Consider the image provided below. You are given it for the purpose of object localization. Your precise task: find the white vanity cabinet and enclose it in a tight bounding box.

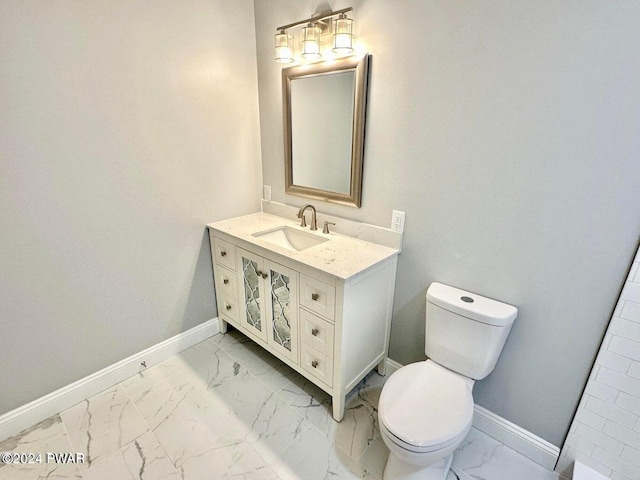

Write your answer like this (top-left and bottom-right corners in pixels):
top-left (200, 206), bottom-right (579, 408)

top-left (208, 214), bottom-right (398, 422)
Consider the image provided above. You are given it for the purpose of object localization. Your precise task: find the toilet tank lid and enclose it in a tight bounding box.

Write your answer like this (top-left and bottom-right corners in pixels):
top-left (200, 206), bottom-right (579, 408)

top-left (427, 282), bottom-right (517, 327)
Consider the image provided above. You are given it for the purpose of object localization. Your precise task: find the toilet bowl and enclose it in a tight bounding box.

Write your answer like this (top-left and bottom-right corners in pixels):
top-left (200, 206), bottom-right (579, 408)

top-left (379, 283), bottom-right (517, 479)
top-left (379, 361), bottom-right (474, 479)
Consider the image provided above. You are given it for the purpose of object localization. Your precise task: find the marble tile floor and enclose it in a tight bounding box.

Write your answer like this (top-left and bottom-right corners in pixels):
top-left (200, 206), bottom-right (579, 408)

top-left (0, 327), bottom-right (562, 480)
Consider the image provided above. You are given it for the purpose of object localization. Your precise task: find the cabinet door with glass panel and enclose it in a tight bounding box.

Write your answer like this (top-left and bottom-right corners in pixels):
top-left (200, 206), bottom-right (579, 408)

top-left (236, 248), bottom-right (299, 363)
top-left (266, 262), bottom-right (298, 363)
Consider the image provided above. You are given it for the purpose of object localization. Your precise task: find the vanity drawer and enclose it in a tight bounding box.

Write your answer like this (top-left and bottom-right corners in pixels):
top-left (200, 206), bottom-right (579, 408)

top-left (218, 293), bottom-right (240, 324)
top-left (299, 275), bottom-right (335, 322)
top-left (300, 309), bottom-right (334, 357)
top-left (214, 265), bottom-right (237, 298)
top-left (300, 342), bottom-right (333, 388)
top-left (213, 237), bottom-right (236, 271)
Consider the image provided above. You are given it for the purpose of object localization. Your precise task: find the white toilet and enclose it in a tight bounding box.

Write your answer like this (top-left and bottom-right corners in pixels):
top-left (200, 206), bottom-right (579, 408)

top-left (379, 282), bottom-right (517, 480)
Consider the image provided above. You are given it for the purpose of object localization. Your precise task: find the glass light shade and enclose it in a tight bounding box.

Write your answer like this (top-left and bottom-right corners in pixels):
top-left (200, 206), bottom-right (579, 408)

top-left (275, 31), bottom-right (294, 63)
top-left (332, 15), bottom-right (354, 54)
top-left (301, 24), bottom-right (322, 59)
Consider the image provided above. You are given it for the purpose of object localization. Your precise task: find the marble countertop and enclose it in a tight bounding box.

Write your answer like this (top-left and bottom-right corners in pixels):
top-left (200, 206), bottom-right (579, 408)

top-left (207, 212), bottom-right (399, 280)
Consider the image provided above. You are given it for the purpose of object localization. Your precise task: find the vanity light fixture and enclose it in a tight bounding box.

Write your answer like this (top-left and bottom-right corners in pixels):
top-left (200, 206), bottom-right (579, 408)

top-left (275, 29), bottom-right (294, 63)
top-left (274, 7), bottom-right (354, 63)
top-left (332, 13), bottom-right (354, 54)
top-left (301, 23), bottom-right (322, 59)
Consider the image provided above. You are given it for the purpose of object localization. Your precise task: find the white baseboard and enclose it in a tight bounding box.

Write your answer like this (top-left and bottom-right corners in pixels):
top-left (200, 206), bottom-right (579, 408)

top-left (473, 404), bottom-right (560, 470)
top-left (0, 318), bottom-right (219, 443)
top-left (385, 357), bottom-right (404, 376)
top-left (384, 358), bottom-right (560, 471)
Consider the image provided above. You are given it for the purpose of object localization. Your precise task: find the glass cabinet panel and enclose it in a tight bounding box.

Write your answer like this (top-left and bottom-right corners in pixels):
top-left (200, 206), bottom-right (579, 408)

top-left (267, 262), bottom-right (298, 362)
top-left (240, 253), bottom-right (267, 342)
top-left (271, 269), bottom-right (291, 351)
top-left (242, 257), bottom-right (261, 331)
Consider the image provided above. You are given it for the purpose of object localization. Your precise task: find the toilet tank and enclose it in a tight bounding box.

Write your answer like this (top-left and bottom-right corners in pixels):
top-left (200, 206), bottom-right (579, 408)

top-left (425, 283), bottom-right (517, 380)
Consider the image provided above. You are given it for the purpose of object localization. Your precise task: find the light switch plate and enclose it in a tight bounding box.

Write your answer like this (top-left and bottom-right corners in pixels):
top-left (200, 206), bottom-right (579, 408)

top-left (263, 185), bottom-right (272, 202)
top-left (391, 210), bottom-right (405, 233)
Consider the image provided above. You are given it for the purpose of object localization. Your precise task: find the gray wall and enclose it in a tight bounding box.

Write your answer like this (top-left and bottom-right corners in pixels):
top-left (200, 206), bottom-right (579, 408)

top-left (254, 0), bottom-right (640, 446)
top-left (0, 0), bottom-right (262, 415)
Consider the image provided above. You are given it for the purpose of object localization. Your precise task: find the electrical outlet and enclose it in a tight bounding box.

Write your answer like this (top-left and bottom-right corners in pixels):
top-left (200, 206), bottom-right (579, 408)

top-left (263, 185), bottom-right (272, 202)
top-left (391, 210), bottom-right (405, 233)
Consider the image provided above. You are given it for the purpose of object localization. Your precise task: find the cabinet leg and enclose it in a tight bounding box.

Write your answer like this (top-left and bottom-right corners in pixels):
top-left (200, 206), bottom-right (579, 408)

top-left (376, 357), bottom-right (387, 376)
top-left (220, 318), bottom-right (228, 334)
top-left (332, 394), bottom-right (345, 422)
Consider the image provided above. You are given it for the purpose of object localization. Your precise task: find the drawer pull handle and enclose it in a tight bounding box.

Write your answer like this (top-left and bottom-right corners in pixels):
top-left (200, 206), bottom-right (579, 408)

top-left (226, 305), bottom-right (232, 311)
top-left (311, 328), bottom-right (319, 336)
top-left (311, 360), bottom-right (318, 368)
top-left (311, 293), bottom-right (319, 301)
top-left (223, 279), bottom-right (229, 285)
top-left (262, 272), bottom-right (268, 279)
top-left (220, 251), bottom-right (227, 257)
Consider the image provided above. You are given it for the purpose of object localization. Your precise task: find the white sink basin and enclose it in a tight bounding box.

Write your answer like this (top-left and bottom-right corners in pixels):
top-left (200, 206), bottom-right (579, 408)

top-left (252, 226), bottom-right (328, 252)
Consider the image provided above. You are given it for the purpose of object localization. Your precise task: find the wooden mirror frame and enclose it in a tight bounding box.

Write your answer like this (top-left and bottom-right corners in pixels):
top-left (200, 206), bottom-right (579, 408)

top-left (283, 54), bottom-right (370, 208)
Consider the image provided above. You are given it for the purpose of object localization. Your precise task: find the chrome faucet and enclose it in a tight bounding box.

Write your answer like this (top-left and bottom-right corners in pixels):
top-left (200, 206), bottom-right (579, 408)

top-left (297, 204), bottom-right (317, 231)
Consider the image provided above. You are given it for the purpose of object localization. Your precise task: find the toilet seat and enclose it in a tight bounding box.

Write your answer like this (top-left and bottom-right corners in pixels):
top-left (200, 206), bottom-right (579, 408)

top-left (380, 416), bottom-right (470, 454)
top-left (379, 361), bottom-right (474, 451)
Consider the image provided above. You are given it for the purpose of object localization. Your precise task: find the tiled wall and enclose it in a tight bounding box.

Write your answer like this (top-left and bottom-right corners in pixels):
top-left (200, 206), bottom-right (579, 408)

top-left (557, 245), bottom-right (640, 480)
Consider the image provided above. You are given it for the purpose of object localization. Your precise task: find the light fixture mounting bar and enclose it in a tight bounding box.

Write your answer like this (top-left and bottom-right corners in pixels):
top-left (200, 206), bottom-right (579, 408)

top-left (276, 7), bottom-right (353, 31)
